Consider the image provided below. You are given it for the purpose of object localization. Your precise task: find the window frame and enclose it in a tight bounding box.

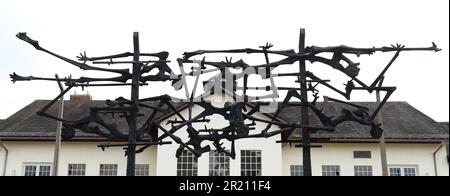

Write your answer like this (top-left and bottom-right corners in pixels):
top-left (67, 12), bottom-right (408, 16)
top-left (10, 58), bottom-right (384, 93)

top-left (22, 162), bottom-right (52, 176)
top-left (99, 164), bottom-right (118, 176)
top-left (135, 164), bottom-right (150, 176)
top-left (209, 151), bottom-right (230, 176)
top-left (354, 165), bottom-right (373, 176)
top-left (177, 150), bottom-right (198, 176)
top-left (240, 150), bottom-right (262, 176)
top-left (68, 163), bottom-right (86, 176)
top-left (353, 151), bottom-right (372, 159)
top-left (322, 165), bottom-right (341, 176)
top-left (290, 165), bottom-right (304, 176)
top-left (388, 165), bottom-right (419, 176)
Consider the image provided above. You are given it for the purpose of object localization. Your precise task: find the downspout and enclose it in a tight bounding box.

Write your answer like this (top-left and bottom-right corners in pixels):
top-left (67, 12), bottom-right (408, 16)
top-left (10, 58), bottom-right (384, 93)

top-left (0, 139), bottom-right (9, 176)
top-left (433, 143), bottom-right (444, 176)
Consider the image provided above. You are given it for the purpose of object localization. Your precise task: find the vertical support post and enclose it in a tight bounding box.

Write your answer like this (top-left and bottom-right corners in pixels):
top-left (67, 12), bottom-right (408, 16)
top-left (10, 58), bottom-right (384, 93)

top-left (52, 74), bottom-right (64, 176)
top-left (298, 28), bottom-right (312, 176)
top-left (376, 77), bottom-right (388, 176)
top-left (127, 32), bottom-right (141, 176)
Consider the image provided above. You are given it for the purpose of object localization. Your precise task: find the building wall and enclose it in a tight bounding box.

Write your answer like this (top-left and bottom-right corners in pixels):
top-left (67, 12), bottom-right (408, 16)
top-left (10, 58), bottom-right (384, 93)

top-left (156, 94), bottom-right (282, 176)
top-left (0, 143), bottom-right (6, 176)
top-left (0, 141), bottom-right (447, 176)
top-left (0, 141), bottom-right (157, 176)
top-left (282, 143), bottom-right (449, 176)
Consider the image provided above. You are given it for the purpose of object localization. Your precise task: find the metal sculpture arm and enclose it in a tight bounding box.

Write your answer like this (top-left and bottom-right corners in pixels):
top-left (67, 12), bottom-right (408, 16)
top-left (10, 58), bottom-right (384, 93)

top-left (183, 48), bottom-right (297, 59)
top-left (77, 51), bottom-right (169, 62)
top-left (10, 72), bottom-right (131, 86)
top-left (16, 33), bottom-right (130, 75)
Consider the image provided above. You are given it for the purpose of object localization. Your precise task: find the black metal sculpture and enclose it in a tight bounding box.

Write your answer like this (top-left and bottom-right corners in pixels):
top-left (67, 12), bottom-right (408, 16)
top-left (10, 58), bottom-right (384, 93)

top-left (11, 32), bottom-right (180, 176)
top-left (10, 29), bottom-right (440, 176)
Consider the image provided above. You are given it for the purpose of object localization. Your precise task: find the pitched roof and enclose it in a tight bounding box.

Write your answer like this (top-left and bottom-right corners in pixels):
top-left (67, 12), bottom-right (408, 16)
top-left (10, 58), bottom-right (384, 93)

top-left (0, 119), bottom-right (6, 130)
top-left (280, 102), bottom-right (448, 142)
top-left (0, 100), bottom-right (182, 140)
top-left (1, 99), bottom-right (448, 143)
top-left (440, 122), bottom-right (449, 132)
top-left (440, 122), bottom-right (449, 157)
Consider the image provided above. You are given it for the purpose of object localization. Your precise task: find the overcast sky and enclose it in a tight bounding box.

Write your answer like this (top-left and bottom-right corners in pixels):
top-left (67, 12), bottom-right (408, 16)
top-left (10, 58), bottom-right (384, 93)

top-left (0, 0), bottom-right (448, 122)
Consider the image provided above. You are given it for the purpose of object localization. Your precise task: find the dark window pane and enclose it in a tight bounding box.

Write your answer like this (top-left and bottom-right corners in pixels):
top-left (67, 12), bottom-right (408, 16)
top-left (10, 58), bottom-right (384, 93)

top-left (353, 151), bottom-right (372, 159)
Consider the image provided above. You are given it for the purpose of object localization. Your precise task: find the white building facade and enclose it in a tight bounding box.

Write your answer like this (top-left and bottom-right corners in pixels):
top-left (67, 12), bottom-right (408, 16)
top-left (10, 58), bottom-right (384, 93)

top-left (0, 141), bottom-right (447, 176)
top-left (156, 97), bottom-right (282, 176)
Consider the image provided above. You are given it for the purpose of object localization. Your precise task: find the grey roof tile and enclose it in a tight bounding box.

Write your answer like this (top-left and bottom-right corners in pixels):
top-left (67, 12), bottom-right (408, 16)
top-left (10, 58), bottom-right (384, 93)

top-left (1, 100), bottom-right (448, 142)
top-left (0, 100), bottom-right (182, 138)
top-left (277, 102), bottom-right (448, 141)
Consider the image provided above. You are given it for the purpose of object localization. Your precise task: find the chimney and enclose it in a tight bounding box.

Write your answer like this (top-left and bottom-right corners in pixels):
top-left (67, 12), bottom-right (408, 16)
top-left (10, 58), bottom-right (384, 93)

top-left (70, 91), bottom-right (92, 102)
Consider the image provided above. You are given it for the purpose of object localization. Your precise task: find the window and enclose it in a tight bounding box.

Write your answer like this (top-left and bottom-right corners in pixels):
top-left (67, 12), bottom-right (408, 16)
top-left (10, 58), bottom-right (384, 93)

top-left (209, 151), bottom-right (230, 176)
top-left (99, 164), bottom-right (118, 176)
top-left (322, 165), bottom-right (340, 176)
top-left (389, 166), bottom-right (418, 176)
top-left (241, 150), bottom-right (262, 176)
top-left (177, 150), bottom-right (198, 176)
top-left (23, 163), bottom-right (52, 176)
top-left (389, 167), bottom-right (402, 176)
top-left (68, 164), bottom-right (86, 176)
top-left (353, 151), bottom-right (372, 159)
top-left (24, 165), bottom-right (36, 176)
top-left (135, 164), bottom-right (150, 176)
top-left (354, 165), bottom-right (373, 176)
top-left (404, 167), bottom-right (417, 176)
top-left (290, 165), bottom-right (304, 176)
